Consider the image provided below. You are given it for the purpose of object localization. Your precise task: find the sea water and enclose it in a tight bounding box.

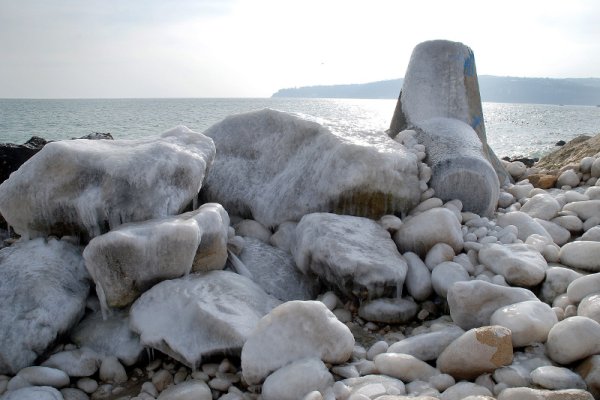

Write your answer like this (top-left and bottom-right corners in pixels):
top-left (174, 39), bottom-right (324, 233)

top-left (1, 98), bottom-right (599, 158)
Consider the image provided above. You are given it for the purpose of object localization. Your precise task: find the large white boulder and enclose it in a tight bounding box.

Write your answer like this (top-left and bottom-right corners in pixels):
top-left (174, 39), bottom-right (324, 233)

top-left (490, 300), bottom-right (558, 347)
top-left (0, 126), bottom-right (215, 240)
top-left (241, 300), bottom-right (354, 385)
top-left (129, 270), bottom-right (280, 370)
top-left (0, 238), bottom-right (90, 375)
top-left (292, 213), bottom-right (407, 298)
top-left (520, 194), bottom-right (561, 220)
top-left (497, 211), bottom-right (553, 242)
top-left (447, 280), bottom-right (538, 330)
top-left (83, 203), bottom-right (230, 309)
top-left (478, 243), bottom-right (547, 287)
top-left (560, 241), bottom-right (600, 272)
top-left (201, 109), bottom-right (421, 227)
top-left (563, 199), bottom-right (600, 220)
top-left (546, 316), bottom-right (600, 365)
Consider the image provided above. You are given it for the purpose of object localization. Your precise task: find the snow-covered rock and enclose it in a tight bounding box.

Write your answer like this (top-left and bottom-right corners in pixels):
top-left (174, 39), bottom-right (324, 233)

top-left (490, 301), bottom-right (558, 347)
top-left (233, 237), bottom-right (319, 301)
top-left (83, 203), bottom-right (230, 309)
top-left (130, 270), bottom-right (280, 369)
top-left (0, 126), bottom-right (215, 240)
top-left (201, 109), bottom-right (421, 227)
top-left (478, 243), bottom-right (547, 287)
top-left (261, 358), bottom-right (333, 400)
top-left (447, 280), bottom-right (538, 330)
top-left (394, 207), bottom-right (463, 256)
top-left (292, 213), bottom-right (407, 298)
top-left (241, 300), bottom-right (354, 385)
top-left (0, 238), bottom-right (89, 375)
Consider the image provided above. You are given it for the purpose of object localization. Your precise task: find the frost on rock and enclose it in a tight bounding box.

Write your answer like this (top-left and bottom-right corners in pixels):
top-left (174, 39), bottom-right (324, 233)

top-left (83, 203), bottom-right (230, 309)
top-left (0, 126), bottom-right (216, 241)
top-left (232, 237), bottom-right (320, 301)
top-left (0, 238), bottom-right (90, 375)
top-left (201, 109), bottom-right (421, 227)
top-left (291, 213), bottom-right (407, 299)
top-left (129, 270), bottom-right (280, 370)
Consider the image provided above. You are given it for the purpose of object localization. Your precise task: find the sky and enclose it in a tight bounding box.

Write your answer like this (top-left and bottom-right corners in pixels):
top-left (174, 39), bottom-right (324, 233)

top-left (1, 0), bottom-right (599, 98)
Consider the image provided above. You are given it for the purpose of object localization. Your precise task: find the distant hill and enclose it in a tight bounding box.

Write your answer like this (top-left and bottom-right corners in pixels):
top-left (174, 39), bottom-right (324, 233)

top-left (272, 76), bottom-right (600, 106)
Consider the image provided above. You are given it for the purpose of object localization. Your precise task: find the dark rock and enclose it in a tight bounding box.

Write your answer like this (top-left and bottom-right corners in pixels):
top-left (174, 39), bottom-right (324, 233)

top-left (74, 132), bottom-right (114, 141)
top-left (556, 140), bottom-right (567, 146)
top-left (501, 156), bottom-right (539, 167)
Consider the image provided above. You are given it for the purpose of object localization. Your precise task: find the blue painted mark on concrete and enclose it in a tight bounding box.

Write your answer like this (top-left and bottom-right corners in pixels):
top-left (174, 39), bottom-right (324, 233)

top-left (471, 114), bottom-right (483, 130)
top-left (464, 50), bottom-right (476, 76)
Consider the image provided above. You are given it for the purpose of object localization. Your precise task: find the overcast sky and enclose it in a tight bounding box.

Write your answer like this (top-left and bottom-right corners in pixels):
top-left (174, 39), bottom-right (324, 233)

top-left (1, 0), bottom-right (599, 98)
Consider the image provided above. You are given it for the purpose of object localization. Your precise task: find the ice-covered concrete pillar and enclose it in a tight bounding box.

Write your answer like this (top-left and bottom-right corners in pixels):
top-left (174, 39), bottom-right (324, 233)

top-left (389, 40), bottom-right (508, 215)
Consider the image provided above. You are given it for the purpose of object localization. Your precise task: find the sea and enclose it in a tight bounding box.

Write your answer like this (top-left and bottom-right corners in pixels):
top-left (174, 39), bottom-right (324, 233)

top-left (1, 98), bottom-right (600, 159)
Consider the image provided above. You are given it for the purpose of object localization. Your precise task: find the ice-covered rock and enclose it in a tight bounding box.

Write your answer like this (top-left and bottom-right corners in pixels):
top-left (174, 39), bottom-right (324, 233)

top-left (431, 261), bottom-right (470, 297)
top-left (388, 40), bottom-right (509, 188)
top-left (387, 326), bottom-right (464, 361)
top-left (374, 353), bottom-right (440, 382)
top-left (261, 358), bottom-right (333, 400)
top-left (84, 203), bottom-right (229, 309)
top-left (342, 375), bottom-right (406, 398)
top-left (357, 297), bottom-right (418, 324)
top-left (520, 194), bottom-right (561, 220)
top-left (478, 243), bottom-right (547, 287)
top-left (0, 386), bottom-right (63, 400)
top-left (394, 207), bottom-right (463, 256)
top-left (156, 379), bottom-right (212, 400)
top-left (0, 238), bottom-right (89, 375)
top-left (0, 126), bottom-right (215, 240)
top-left (497, 211), bottom-right (552, 241)
top-left (292, 213), bottom-right (407, 298)
top-left (497, 387), bottom-right (593, 400)
top-left (403, 252), bottom-right (433, 301)
top-left (437, 325), bottom-right (513, 379)
top-left (530, 365), bottom-right (587, 390)
top-left (241, 300), bottom-right (354, 385)
top-left (201, 109), bottom-right (421, 227)
top-left (563, 200), bottom-right (600, 220)
top-left (560, 241), bottom-right (600, 272)
top-left (232, 237), bottom-right (319, 301)
top-left (490, 300), bottom-right (558, 347)
top-left (41, 348), bottom-right (99, 377)
top-left (130, 270), bottom-right (280, 369)
top-left (447, 280), bottom-right (538, 330)
top-left (546, 316), bottom-right (600, 364)
top-left (70, 308), bottom-right (143, 366)
top-left (567, 273), bottom-right (600, 304)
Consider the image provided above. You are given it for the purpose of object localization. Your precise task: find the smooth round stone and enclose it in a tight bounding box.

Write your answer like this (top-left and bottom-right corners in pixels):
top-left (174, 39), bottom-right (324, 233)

top-left (558, 169), bottom-right (581, 187)
top-left (563, 200), bottom-right (600, 220)
top-left (560, 241), bottom-right (600, 271)
top-left (478, 243), bottom-right (547, 287)
top-left (156, 379), bottom-right (212, 400)
top-left (429, 373), bottom-right (455, 392)
top-left (431, 262), bottom-right (469, 298)
top-left (578, 294), bottom-right (600, 323)
top-left (525, 234), bottom-right (560, 263)
top-left (507, 162), bottom-right (526, 179)
top-left (582, 226), bottom-right (600, 241)
top-left (448, 280), bottom-right (538, 330)
top-left (366, 341), bottom-right (389, 361)
top-left (302, 391), bottom-right (323, 400)
top-left (403, 252), bottom-right (433, 302)
top-left (520, 194), bottom-right (561, 220)
top-left (0, 386), bottom-right (63, 400)
top-left (98, 356), bottom-right (127, 384)
top-left (413, 197), bottom-right (444, 213)
top-left (490, 301), bottom-right (558, 347)
top-left (577, 355), bottom-right (600, 399)
top-left (497, 387), bottom-right (594, 400)
top-left (439, 381), bottom-right (493, 400)
top-left (535, 218), bottom-right (571, 246)
top-left (530, 365), bottom-right (587, 390)
top-left (378, 215), bottom-right (403, 233)
top-left (374, 353), bottom-right (440, 382)
top-left (41, 348), bottom-right (99, 378)
top-left (540, 267), bottom-right (582, 304)
top-left (585, 186), bottom-right (600, 199)
top-left (6, 375), bottom-right (30, 391)
top-left (17, 366), bottom-right (70, 388)
top-left (234, 219), bottom-right (271, 242)
top-left (318, 291), bottom-right (340, 311)
top-left (333, 308), bottom-right (352, 323)
top-left (546, 316), bottom-right (600, 364)
top-left (261, 358), bottom-right (332, 400)
top-left (581, 157), bottom-right (596, 174)
top-left (497, 211), bottom-right (552, 242)
top-left (565, 190), bottom-right (590, 203)
top-left (342, 375), bottom-right (406, 398)
top-left (387, 326), bottom-right (464, 362)
top-left (76, 377), bottom-right (98, 394)
top-left (552, 215), bottom-right (583, 232)
top-left (358, 297), bottom-right (418, 324)
top-left (498, 192), bottom-right (515, 209)
top-left (60, 387), bottom-right (89, 400)
top-left (152, 369), bottom-right (173, 392)
top-left (394, 208), bottom-right (463, 257)
top-left (506, 183), bottom-right (534, 200)
top-left (437, 325), bottom-right (513, 379)
top-left (425, 243), bottom-right (455, 270)
top-left (568, 273), bottom-right (600, 303)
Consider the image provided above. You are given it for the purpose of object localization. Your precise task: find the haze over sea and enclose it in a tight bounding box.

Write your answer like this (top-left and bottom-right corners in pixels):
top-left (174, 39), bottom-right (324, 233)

top-left (1, 98), bottom-right (599, 159)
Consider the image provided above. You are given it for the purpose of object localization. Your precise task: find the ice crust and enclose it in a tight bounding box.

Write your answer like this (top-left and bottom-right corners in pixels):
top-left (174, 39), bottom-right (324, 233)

top-left (0, 126), bottom-right (215, 240)
top-left (83, 203), bottom-right (230, 310)
top-left (201, 109), bottom-right (421, 227)
top-left (129, 270), bottom-right (281, 369)
top-left (0, 238), bottom-right (90, 374)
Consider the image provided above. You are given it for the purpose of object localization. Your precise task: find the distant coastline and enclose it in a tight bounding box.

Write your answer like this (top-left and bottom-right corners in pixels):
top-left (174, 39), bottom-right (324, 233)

top-left (272, 76), bottom-right (600, 106)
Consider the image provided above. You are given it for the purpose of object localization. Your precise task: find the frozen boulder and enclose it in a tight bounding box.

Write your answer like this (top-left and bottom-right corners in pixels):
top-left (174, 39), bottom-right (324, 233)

top-left (448, 280), bottom-right (538, 330)
top-left (394, 207), bottom-right (463, 256)
top-left (490, 300), bottom-right (558, 347)
top-left (478, 243), bottom-right (547, 287)
top-left (232, 237), bottom-right (319, 301)
top-left (521, 194), bottom-right (561, 220)
top-left (0, 126), bottom-right (215, 240)
top-left (130, 270), bottom-right (280, 369)
top-left (387, 325), bottom-right (465, 361)
top-left (292, 213), bottom-right (407, 298)
top-left (388, 40), bottom-right (509, 190)
top-left (560, 241), bottom-right (600, 272)
top-left (201, 109), bottom-right (421, 227)
top-left (241, 300), bottom-right (354, 385)
top-left (83, 203), bottom-right (230, 309)
top-left (0, 238), bottom-right (90, 375)
top-left (70, 308), bottom-right (144, 366)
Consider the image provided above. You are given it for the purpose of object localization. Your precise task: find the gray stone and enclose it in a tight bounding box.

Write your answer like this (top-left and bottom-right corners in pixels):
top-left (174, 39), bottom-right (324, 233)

top-left (387, 326), bottom-right (464, 361)
top-left (478, 243), bottom-right (547, 287)
top-left (358, 297), bottom-right (418, 324)
top-left (0, 386), bottom-right (63, 400)
top-left (156, 379), bottom-right (212, 400)
top-left (261, 358), bottom-right (333, 400)
top-left (41, 348), bottom-right (100, 377)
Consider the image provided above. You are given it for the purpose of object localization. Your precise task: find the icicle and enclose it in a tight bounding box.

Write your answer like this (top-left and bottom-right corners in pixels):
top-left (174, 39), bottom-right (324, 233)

top-left (193, 195), bottom-right (199, 211)
top-left (396, 279), bottom-right (404, 299)
top-left (227, 250), bottom-right (253, 280)
top-left (96, 283), bottom-right (113, 321)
